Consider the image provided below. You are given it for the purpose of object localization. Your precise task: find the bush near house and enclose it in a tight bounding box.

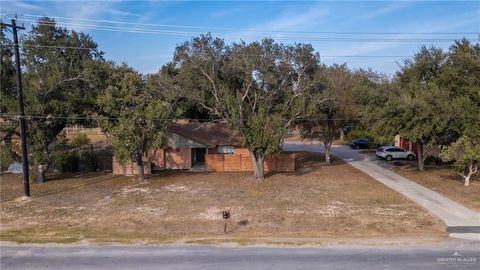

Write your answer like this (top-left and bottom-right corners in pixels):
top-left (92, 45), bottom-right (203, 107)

top-left (69, 133), bottom-right (91, 147)
top-left (345, 129), bottom-right (379, 148)
top-left (51, 151), bottom-right (99, 173)
top-left (0, 144), bottom-right (15, 171)
top-left (79, 152), bottom-right (97, 171)
top-left (51, 152), bottom-right (79, 173)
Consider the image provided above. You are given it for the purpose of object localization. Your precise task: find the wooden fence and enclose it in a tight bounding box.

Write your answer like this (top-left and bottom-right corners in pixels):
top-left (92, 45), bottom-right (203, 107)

top-left (205, 153), bottom-right (295, 172)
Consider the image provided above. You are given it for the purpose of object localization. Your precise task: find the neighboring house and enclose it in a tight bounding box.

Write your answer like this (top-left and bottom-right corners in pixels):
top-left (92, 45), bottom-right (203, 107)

top-left (113, 122), bottom-right (295, 176)
top-left (394, 135), bottom-right (445, 158)
top-left (394, 135), bottom-right (420, 155)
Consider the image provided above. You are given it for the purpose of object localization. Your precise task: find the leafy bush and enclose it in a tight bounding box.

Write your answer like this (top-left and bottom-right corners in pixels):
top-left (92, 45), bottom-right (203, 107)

top-left (80, 152), bottom-right (97, 171)
top-left (0, 144), bottom-right (15, 170)
top-left (440, 132), bottom-right (480, 186)
top-left (346, 129), bottom-right (375, 142)
top-left (424, 155), bottom-right (445, 166)
top-left (70, 133), bottom-right (91, 146)
top-left (51, 152), bottom-right (79, 172)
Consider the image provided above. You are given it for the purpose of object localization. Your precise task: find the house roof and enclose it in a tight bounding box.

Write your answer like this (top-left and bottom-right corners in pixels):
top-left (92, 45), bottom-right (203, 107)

top-left (169, 122), bottom-right (243, 148)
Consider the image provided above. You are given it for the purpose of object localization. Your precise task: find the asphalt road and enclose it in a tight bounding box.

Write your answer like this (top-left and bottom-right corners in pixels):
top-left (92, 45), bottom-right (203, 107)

top-left (1, 244), bottom-right (479, 270)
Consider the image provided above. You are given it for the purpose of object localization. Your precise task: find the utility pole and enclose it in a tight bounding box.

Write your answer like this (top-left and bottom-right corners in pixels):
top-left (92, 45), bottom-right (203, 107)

top-left (1, 19), bottom-right (30, 197)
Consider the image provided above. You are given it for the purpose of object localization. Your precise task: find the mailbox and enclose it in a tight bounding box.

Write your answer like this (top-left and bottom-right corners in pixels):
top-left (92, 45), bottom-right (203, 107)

top-left (222, 210), bottom-right (230, 220)
top-left (222, 210), bottom-right (231, 234)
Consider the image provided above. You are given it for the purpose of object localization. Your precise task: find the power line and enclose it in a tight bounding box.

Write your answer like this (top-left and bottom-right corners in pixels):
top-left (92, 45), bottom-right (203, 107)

top-left (2, 43), bottom-right (419, 58)
top-left (2, 43), bottom-right (99, 50)
top-left (14, 13), bottom-right (480, 36)
top-left (8, 18), bottom-right (478, 43)
top-left (1, 114), bottom-right (478, 121)
top-left (5, 43), bottom-right (479, 60)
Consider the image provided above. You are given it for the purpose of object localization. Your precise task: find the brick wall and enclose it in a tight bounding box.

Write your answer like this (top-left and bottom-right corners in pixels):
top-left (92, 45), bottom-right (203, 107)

top-left (206, 154), bottom-right (224, 171)
top-left (114, 147), bottom-right (192, 175)
top-left (148, 149), bottom-right (165, 169)
top-left (165, 148), bottom-right (191, 169)
top-left (241, 155), bottom-right (254, 171)
top-left (112, 156), bottom-right (152, 176)
top-left (223, 155), bottom-right (242, 171)
top-left (206, 151), bottom-right (295, 172)
top-left (275, 154), bottom-right (296, 171)
top-left (233, 147), bottom-right (250, 156)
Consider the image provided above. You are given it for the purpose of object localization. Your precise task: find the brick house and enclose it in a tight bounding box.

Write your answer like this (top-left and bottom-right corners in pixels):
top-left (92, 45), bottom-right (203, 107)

top-left (113, 122), bottom-right (295, 176)
top-left (394, 135), bottom-right (420, 155)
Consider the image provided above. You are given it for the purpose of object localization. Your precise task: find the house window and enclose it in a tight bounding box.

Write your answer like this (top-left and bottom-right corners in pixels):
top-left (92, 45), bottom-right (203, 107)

top-left (217, 146), bottom-right (234, 155)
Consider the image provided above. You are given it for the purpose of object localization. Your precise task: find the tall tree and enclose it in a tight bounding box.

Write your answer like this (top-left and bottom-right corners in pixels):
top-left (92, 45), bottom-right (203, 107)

top-left (97, 65), bottom-right (175, 181)
top-left (165, 35), bottom-right (319, 180)
top-left (299, 64), bottom-right (358, 165)
top-left (365, 46), bottom-right (452, 170)
top-left (0, 26), bottom-right (17, 142)
top-left (7, 18), bottom-right (104, 182)
top-left (363, 41), bottom-right (480, 171)
top-left (438, 39), bottom-right (480, 135)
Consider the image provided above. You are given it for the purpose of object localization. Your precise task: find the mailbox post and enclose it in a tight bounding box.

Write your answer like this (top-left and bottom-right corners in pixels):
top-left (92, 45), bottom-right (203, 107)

top-left (222, 210), bottom-right (230, 235)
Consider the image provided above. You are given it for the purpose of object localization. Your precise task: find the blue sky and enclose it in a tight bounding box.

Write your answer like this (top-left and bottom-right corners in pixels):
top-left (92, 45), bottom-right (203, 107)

top-left (1, 1), bottom-right (479, 75)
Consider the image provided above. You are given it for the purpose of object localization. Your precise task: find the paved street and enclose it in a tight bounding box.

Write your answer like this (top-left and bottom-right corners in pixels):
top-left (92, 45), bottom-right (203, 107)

top-left (1, 243), bottom-right (479, 270)
top-left (283, 143), bottom-right (480, 240)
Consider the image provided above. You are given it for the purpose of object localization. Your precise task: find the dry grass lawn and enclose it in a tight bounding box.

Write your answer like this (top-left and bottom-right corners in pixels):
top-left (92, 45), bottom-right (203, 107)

top-left (0, 153), bottom-right (446, 245)
top-left (393, 164), bottom-right (480, 212)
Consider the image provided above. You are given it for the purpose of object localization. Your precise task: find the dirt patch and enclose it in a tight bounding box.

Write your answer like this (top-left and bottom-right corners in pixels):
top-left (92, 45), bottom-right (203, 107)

top-left (0, 153), bottom-right (446, 245)
top-left (393, 165), bottom-right (480, 212)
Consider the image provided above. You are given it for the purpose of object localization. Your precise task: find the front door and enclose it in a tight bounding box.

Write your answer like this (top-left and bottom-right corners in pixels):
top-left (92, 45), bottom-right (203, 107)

top-left (192, 148), bottom-right (206, 165)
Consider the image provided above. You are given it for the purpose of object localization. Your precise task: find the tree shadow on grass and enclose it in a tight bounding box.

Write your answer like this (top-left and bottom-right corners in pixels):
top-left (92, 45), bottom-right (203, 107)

top-left (31, 175), bottom-right (123, 199)
top-left (227, 219), bottom-right (250, 234)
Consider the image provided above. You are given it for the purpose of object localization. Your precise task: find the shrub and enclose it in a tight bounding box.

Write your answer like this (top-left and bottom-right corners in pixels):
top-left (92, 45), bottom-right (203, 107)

top-left (346, 129), bottom-right (375, 142)
top-left (51, 152), bottom-right (79, 172)
top-left (424, 155), bottom-right (444, 166)
top-left (0, 144), bottom-right (15, 171)
top-left (440, 132), bottom-right (480, 186)
top-left (70, 133), bottom-right (90, 146)
top-left (80, 152), bottom-right (97, 171)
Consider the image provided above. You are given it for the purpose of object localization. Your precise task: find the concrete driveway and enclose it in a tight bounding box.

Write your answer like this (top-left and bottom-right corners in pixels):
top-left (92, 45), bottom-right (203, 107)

top-left (283, 142), bottom-right (480, 240)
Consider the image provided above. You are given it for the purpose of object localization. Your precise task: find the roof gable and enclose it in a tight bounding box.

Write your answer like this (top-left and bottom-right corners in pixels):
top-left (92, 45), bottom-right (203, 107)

top-left (169, 122), bottom-right (243, 148)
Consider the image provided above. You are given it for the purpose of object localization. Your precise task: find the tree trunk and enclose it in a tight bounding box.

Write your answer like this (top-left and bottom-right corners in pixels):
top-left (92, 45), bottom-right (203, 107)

top-left (464, 174), bottom-right (471, 187)
top-left (417, 143), bottom-right (424, 171)
top-left (250, 151), bottom-right (265, 180)
top-left (34, 141), bottom-right (50, 183)
top-left (324, 141), bottom-right (332, 165)
top-left (34, 164), bottom-right (47, 183)
top-left (463, 164), bottom-right (477, 187)
top-left (136, 151), bottom-right (145, 181)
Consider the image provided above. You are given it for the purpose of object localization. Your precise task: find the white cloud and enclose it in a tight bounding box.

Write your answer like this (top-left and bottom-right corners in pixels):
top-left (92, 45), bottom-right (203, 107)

top-left (316, 10), bottom-right (479, 74)
top-left (260, 5), bottom-right (330, 32)
top-left (106, 9), bottom-right (141, 17)
top-left (354, 2), bottom-right (412, 21)
top-left (230, 3), bottom-right (330, 41)
top-left (1, 0), bottom-right (43, 13)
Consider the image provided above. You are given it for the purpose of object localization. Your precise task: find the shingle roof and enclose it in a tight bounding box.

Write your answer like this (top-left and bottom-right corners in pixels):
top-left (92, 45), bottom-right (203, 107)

top-left (169, 122), bottom-right (243, 148)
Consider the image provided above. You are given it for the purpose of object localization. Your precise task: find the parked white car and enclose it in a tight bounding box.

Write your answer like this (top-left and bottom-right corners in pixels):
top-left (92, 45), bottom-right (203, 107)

top-left (376, 146), bottom-right (416, 161)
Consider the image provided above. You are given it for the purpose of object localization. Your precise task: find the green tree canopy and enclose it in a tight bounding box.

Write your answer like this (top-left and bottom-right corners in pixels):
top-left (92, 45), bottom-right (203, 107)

top-left (362, 42), bottom-right (479, 171)
top-left (97, 65), bottom-right (176, 181)
top-left (299, 64), bottom-right (359, 165)
top-left (2, 18), bottom-right (105, 182)
top-left (0, 26), bottom-right (17, 142)
top-left (164, 34), bottom-right (320, 179)
top-left (440, 129), bottom-right (480, 186)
